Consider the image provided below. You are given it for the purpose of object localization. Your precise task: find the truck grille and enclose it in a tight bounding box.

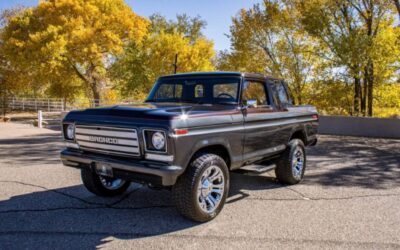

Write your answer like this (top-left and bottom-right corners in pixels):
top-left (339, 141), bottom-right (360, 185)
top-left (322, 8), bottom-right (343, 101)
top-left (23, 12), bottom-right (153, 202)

top-left (75, 125), bottom-right (140, 157)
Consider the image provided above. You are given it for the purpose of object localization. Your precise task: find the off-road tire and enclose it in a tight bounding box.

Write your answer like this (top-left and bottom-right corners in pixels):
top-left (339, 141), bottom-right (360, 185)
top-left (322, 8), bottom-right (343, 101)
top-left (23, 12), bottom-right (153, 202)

top-left (275, 139), bottom-right (306, 184)
top-left (172, 153), bottom-right (229, 222)
top-left (81, 168), bottom-right (130, 197)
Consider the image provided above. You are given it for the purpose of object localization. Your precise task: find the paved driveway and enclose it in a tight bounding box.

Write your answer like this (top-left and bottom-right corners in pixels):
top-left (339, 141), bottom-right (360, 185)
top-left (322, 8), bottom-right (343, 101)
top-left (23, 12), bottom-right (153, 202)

top-left (0, 123), bottom-right (399, 249)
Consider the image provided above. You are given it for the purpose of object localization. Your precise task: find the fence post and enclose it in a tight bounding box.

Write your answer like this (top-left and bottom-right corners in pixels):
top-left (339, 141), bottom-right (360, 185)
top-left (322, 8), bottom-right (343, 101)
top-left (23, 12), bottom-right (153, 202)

top-left (38, 110), bottom-right (43, 128)
top-left (35, 99), bottom-right (38, 111)
top-left (22, 98), bottom-right (25, 111)
top-left (48, 99), bottom-right (50, 112)
top-left (61, 99), bottom-right (64, 111)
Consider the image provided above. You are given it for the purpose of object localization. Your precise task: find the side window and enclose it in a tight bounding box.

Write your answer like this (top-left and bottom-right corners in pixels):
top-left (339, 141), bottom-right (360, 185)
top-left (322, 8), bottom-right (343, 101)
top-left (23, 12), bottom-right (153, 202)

top-left (213, 82), bottom-right (238, 99)
top-left (275, 81), bottom-right (289, 105)
top-left (242, 81), bottom-right (268, 107)
top-left (155, 84), bottom-right (182, 99)
top-left (194, 84), bottom-right (204, 98)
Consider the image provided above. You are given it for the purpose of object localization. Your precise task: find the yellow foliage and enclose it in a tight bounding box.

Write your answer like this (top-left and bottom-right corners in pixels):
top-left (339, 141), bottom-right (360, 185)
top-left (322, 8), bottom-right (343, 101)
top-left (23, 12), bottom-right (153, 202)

top-left (2, 0), bottom-right (149, 100)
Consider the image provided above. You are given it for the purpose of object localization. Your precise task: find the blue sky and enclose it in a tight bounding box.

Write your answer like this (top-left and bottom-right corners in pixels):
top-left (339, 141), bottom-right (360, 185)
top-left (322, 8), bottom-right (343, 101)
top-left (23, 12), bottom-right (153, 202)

top-left (0, 0), bottom-right (261, 51)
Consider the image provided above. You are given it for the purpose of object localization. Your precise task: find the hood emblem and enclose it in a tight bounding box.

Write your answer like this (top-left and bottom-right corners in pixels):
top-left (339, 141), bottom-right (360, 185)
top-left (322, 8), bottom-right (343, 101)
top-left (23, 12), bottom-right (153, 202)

top-left (89, 136), bottom-right (119, 145)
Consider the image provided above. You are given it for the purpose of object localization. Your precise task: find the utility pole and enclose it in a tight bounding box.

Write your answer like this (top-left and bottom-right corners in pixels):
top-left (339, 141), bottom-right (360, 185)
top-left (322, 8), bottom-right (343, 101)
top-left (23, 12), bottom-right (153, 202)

top-left (173, 54), bottom-right (178, 74)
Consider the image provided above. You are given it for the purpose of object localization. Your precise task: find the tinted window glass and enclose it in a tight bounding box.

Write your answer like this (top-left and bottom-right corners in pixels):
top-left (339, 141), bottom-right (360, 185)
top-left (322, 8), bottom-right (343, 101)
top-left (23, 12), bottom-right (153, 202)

top-left (148, 77), bottom-right (240, 104)
top-left (276, 82), bottom-right (289, 105)
top-left (213, 83), bottom-right (238, 99)
top-left (242, 81), bottom-right (268, 106)
top-left (195, 84), bottom-right (204, 98)
top-left (154, 83), bottom-right (182, 99)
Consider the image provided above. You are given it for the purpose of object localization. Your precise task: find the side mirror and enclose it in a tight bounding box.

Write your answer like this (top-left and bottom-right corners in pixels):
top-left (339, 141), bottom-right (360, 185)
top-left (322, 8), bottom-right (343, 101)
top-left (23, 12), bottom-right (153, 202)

top-left (246, 99), bottom-right (257, 108)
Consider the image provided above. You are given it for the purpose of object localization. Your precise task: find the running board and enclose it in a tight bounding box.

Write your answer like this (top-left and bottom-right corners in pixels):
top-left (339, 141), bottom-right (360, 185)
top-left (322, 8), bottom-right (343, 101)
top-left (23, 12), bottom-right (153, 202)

top-left (239, 163), bottom-right (276, 174)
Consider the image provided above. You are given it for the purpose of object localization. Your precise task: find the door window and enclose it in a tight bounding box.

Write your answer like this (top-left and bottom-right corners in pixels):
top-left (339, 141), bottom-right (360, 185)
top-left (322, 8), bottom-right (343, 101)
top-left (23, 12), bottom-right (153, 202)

top-left (275, 81), bottom-right (290, 106)
top-left (242, 81), bottom-right (268, 107)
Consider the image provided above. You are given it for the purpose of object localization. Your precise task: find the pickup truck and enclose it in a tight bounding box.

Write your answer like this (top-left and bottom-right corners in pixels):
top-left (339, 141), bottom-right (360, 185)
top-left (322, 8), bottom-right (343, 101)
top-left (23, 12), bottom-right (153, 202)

top-left (61, 72), bottom-right (318, 222)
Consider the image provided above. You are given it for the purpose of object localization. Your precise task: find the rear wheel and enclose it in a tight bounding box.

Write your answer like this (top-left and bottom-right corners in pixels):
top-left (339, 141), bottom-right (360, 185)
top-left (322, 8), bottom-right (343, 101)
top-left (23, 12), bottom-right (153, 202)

top-left (275, 139), bottom-right (306, 184)
top-left (81, 168), bottom-right (130, 197)
top-left (172, 153), bottom-right (229, 222)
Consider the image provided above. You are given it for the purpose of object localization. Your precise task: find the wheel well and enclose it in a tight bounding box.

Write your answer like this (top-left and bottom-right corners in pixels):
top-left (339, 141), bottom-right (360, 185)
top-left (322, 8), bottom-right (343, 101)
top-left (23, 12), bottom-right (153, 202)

top-left (191, 145), bottom-right (231, 169)
top-left (289, 130), bottom-right (306, 144)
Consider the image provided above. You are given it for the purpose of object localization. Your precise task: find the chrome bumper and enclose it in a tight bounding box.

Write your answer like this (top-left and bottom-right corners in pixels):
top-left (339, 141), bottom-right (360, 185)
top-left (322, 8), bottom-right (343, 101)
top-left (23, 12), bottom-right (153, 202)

top-left (60, 149), bottom-right (184, 186)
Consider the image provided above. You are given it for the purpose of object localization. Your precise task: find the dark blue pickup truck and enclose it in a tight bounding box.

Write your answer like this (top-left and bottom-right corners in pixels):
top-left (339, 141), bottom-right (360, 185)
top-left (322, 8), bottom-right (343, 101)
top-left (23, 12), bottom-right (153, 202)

top-left (61, 72), bottom-right (318, 222)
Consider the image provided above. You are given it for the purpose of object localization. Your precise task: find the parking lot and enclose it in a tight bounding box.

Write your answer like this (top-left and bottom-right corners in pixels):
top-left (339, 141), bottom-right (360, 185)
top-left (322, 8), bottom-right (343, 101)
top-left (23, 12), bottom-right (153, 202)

top-left (0, 123), bottom-right (399, 249)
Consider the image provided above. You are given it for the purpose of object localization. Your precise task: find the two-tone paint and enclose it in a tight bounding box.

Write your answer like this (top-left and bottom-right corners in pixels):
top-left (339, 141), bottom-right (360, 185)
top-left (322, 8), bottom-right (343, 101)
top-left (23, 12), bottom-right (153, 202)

top-left (60, 72), bottom-right (318, 186)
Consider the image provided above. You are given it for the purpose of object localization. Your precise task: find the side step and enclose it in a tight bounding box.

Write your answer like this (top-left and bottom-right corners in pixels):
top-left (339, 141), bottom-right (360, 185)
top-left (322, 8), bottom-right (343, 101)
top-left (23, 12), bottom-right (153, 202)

top-left (239, 163), bottom-right (276, 174)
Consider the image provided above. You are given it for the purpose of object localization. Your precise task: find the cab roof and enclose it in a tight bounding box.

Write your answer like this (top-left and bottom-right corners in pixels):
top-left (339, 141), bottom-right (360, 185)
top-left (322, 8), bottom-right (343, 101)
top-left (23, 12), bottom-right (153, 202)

top-left (159, 71), bottom-right (282, 81)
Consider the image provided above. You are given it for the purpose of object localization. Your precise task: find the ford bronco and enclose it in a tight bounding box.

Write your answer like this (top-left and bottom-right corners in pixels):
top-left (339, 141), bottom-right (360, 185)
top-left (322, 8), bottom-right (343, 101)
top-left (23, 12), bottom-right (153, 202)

top-left (60, 72), bottom-right (318, 222)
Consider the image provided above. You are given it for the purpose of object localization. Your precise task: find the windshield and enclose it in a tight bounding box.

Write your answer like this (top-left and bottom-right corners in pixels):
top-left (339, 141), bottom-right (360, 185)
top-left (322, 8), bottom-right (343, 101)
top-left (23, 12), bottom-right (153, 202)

top-left (146, 77), bottom-right (240, 104)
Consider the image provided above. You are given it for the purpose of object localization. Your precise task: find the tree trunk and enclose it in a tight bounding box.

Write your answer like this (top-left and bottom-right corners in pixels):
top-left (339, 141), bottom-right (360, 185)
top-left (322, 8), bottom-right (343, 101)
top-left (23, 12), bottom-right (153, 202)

top-left (353, 76), bottom-right (361, 115)
top-left (90, 81), bottom-right (101, 107)
top-left (361, 68), bottom-right (368, 116)
top-left (394, 0), bottom-right (400, 21)
top-left (367, 62), bottom-right (374, 116)
top-left (0, 80), bottom-right (6, 118)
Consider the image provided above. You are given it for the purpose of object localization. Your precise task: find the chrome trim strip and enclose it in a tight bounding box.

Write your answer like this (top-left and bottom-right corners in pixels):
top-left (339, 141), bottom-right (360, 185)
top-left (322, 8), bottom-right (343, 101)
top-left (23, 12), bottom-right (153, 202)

top-left (145, 153), bottom-right (174, 162)
top-left (76, 125), bottom-right (136, 132)
top-left (172, 117), bottom-right (318, 137)
top-left (75, 127), bottom-right (137, 138)
top-left (64, 142), bottom-right (79, 149)
top-left (78, 141), bottom-right (139, 153)
top-left (75, 134), bottom-right (138, 147)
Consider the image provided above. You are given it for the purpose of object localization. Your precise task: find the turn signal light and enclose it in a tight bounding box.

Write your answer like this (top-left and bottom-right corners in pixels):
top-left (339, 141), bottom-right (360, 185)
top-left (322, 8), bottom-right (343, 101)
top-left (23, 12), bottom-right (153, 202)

top-left (174, 129), bottom-right (188, 135)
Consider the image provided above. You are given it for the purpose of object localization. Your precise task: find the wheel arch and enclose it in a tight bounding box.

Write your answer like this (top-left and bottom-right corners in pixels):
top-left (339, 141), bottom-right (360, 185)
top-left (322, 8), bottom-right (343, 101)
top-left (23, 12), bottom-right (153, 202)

top-left (188, 143), bottom-right (232, 170)
top-left (289, 129), bottom-right (307, 145)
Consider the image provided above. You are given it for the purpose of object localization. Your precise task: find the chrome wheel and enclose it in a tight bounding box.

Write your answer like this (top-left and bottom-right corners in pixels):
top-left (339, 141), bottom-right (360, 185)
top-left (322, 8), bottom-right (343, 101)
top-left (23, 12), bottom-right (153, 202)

top-left (291, 147), bottom-right (304, 180)
top-left (197, 165), bottom-right (225, 213)
top-left (99, 176), bottom-right (126, 190)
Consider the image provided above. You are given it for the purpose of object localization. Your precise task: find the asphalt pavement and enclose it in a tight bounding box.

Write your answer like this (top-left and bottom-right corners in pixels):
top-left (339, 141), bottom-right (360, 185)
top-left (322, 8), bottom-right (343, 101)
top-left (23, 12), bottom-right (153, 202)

top-left (0, 123), bottom-right (399, 249)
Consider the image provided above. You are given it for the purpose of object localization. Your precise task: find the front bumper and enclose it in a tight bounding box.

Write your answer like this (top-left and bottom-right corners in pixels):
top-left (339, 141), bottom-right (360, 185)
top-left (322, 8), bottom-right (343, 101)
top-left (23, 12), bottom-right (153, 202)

top-left (60, 149), bottom-right (184, 186)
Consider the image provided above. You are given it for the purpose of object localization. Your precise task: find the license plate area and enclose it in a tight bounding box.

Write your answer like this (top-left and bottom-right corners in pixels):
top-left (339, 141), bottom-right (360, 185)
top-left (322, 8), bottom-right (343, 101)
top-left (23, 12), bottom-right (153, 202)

top-left (94, 162), bottom-right (113, 177)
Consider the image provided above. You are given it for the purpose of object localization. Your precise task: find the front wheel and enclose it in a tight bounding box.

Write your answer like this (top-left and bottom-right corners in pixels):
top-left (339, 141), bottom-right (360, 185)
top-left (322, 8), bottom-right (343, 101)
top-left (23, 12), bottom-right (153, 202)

top-left (172, 153), bottom-right (229, 222)
top-left (275, 139), bottom-right (306, 184)
top-left (81, 168), bottom-right (130, 197)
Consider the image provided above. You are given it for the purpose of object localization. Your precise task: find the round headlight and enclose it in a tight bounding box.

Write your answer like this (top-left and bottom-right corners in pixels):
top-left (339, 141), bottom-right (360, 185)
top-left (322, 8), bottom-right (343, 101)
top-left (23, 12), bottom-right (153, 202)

top-left (66, 124), bottom-right (75, 140)
top-left (151, 132), bottom-right (165, 150)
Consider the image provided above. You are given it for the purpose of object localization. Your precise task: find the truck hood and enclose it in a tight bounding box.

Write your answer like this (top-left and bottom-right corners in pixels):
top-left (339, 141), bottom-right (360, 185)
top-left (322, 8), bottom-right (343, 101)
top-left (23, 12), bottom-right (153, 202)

top-left (64, 102), bottom-right (237, 121)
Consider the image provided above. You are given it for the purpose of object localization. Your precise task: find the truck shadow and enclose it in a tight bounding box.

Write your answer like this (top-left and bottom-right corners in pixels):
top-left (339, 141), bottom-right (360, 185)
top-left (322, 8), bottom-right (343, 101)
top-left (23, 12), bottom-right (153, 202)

top-left (0, 172), bottom-right (282, 249)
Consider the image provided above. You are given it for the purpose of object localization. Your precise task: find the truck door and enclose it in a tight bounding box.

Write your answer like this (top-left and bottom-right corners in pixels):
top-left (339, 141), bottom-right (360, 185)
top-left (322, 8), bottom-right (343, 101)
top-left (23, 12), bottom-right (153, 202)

top-left (268, 80), bottom-right (295, 146)
top-left (241, 79), bottom-right (284, 163)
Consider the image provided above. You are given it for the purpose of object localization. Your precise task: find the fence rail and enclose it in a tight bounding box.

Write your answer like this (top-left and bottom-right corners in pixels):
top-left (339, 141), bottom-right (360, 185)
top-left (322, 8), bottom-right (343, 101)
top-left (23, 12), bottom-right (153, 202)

top-left (1, 97), bottom-right (141, 112)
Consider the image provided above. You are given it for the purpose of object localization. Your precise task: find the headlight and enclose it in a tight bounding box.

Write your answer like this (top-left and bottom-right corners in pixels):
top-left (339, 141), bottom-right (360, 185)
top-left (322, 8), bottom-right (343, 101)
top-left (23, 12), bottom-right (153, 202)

top-left (65, 124), bottom-right (75, 140)
top-left (152, 132), bottom-right (165, 150)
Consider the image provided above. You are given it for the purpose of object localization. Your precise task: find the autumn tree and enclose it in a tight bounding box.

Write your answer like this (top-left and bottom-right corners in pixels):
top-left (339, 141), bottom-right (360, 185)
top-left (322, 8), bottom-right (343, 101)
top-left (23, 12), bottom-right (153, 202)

top-left (0, 7), bottom-right (29, 116)
top-left (299, 0), bottom-right (398, 116)
top-left (111, 14), bottom-right (214, 99)
top-left (2, 0), bottom-right (148, 105)
top-left (216, 1), bottom-right (320, 104)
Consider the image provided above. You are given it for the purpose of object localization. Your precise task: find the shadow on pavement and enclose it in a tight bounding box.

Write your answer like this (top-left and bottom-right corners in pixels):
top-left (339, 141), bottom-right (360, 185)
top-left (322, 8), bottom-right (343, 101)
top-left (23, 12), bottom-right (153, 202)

top-left (0, 133), bottom-right (62, 166)
top-left (304, 136), bottom-right (400, 189)
top-left (0, 172), bottom-right (284, 249)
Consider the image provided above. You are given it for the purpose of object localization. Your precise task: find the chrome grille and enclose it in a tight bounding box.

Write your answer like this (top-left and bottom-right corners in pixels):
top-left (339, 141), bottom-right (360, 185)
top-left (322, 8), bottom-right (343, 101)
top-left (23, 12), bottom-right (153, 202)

top-left (75, 125), bottom-right (140, 157)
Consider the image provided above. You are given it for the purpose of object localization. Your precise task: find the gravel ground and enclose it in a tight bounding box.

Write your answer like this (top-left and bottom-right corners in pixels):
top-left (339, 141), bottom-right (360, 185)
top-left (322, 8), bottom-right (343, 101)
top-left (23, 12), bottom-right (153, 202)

top-left (0, 123), bottom-right (399, 250)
